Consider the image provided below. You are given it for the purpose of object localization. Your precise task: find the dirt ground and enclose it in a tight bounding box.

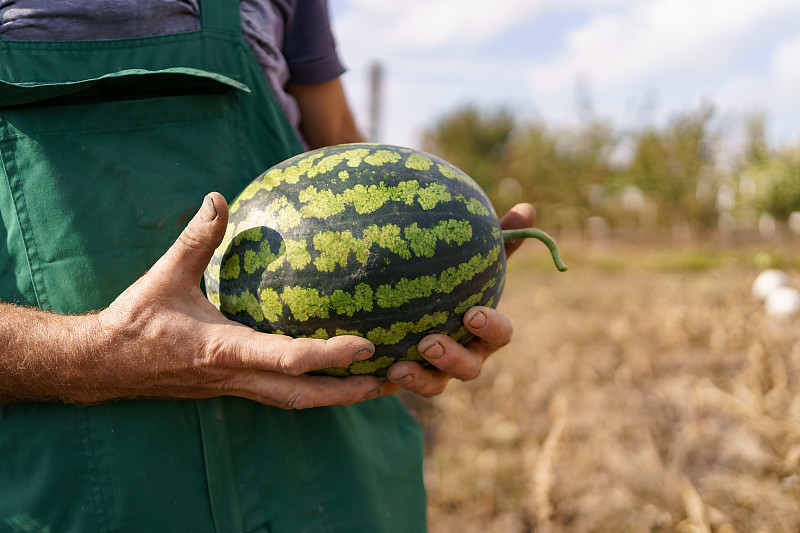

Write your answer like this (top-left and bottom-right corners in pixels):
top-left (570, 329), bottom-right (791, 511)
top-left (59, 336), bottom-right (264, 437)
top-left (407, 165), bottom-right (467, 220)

top-left (407, 239), bottom-right (800, 533)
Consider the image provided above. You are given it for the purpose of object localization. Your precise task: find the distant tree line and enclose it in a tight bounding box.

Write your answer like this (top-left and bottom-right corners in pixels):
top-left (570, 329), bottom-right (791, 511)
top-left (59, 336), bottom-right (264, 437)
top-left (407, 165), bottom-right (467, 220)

top-left (420, 104), bottom-right (800, 240)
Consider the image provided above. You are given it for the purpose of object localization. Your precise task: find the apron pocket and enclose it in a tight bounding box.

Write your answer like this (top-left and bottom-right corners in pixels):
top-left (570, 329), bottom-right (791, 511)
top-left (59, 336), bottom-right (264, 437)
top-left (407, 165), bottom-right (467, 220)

top-left (0, 70), bottom-right (250, 312)
top-left (0, 67), bottom-right (250, 107)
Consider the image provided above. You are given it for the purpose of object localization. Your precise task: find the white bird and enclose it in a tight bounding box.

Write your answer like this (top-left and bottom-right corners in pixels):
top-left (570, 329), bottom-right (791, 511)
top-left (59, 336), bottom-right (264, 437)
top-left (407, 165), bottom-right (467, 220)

top-left (752, 269), bottom-right (789, 301)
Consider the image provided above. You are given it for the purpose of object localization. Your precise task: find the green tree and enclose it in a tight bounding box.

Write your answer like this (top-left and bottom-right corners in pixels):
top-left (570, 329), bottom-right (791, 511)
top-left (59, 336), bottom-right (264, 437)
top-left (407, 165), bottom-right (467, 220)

top-left (742, 110), bottom-right (769, 165)
top-left (747, 149), bottom-right (800, 222)
top-left (421, 105), bottom-right (515, 194)
top-left (421, 104), bottom-right (619, 226)
top-left (738, 111), bottom-right (800, 222)
top-left (500, 118), bottom-right (617, 225)
top-left (622, 103), bottom-right (719, 229)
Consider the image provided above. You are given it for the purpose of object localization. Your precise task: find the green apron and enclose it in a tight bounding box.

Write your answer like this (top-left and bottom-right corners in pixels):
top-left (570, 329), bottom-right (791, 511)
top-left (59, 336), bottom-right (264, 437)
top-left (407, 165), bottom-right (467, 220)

top-left (0, 2), bottom-right (426, 532)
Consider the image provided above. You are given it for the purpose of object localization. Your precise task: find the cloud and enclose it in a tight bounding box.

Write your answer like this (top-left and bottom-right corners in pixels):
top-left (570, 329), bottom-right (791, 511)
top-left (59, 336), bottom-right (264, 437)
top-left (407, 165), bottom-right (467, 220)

top-left (770, 36), bottom-right (800, 102)
top-left (334, 0), bottom-right (548, 55)
top-left (713, 34), bottom-right (800, 144)
top-left (525, 0), bottom-right (800, 95)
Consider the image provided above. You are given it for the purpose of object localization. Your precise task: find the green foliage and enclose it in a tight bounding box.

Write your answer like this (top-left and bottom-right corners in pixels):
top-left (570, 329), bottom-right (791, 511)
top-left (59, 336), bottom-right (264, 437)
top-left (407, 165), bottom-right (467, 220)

top-left (422, 105), bottom-right (618, 225)
top-left (620, 103), bottom-right (719, 228)
top-left (421, 102), bottom-right (800, 234)
top-left (742, 137), bottom-right (800, 222)
top-left (503, 118), bottom-right (618, 226)
top-left (421, 105), bottom-right (514, 195)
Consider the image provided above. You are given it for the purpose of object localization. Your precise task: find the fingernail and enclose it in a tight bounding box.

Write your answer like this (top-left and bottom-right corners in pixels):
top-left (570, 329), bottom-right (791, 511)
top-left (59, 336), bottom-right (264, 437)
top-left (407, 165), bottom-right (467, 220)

top-left (202, 195), bottom-right (217, 222)
top-left (353, 348), bottom-right (374, 363)
top-left (421, 341), bottom-right (444, 360)
top-left (468, 310), bottom-right (488, 329)
top-left (362, 388), bottom-right (380, 401)
top-left (398, 373), bottom-right (413, 385)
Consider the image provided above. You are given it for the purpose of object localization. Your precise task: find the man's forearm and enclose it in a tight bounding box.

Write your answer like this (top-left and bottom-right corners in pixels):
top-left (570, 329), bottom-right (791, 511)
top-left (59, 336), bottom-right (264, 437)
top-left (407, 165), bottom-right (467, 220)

top-left (287, 78), bottom-right (365, 149)
top-left (0, 302), bottom-right (106, 404)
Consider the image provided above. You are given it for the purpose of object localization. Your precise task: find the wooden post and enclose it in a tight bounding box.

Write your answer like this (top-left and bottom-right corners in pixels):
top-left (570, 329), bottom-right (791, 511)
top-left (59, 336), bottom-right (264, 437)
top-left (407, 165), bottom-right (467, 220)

top-left (368, 61), bottom-right (383, 142)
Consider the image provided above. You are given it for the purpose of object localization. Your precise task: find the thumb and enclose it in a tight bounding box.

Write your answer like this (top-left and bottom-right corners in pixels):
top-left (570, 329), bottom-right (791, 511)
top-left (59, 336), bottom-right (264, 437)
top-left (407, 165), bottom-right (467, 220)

top-left (152, 192), bottom-right (229, 289)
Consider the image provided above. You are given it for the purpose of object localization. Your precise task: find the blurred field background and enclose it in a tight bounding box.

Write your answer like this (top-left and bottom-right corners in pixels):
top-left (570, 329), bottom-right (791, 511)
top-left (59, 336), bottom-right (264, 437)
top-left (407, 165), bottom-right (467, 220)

top-left (401, 238), bottom-right (800, 533)
top-left (399, 104), bottom-right (800, 532)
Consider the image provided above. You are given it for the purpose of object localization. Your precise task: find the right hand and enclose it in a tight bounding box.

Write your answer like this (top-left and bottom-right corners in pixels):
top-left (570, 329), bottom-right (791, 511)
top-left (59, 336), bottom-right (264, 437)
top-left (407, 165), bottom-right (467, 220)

top-left (92, 192), bottom-right (382, 409)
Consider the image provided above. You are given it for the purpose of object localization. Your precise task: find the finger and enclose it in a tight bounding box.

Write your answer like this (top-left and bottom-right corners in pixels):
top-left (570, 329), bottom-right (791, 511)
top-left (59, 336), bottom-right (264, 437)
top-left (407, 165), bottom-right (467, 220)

top-left (207, 327), bottom-right (376, 376)
top-left (151, 192), bottom-right (229, 289)
top-left (500, 202), bottom-right (537, 229)
top-left (500, 203), bottom-right (537, 258)
top-left (277, 335), bottom-right (376, 375)
top-left (416, 334), bottom-right (484, 382)
top-left (378, 380), bottom-right (400, 397)
top-left (461, 306), bottom-right (514, 360)
top-left (229, 371), bottom-right (382, 409)
top-left (385, 307), bottom-right (513, 391)
top-left (403, 307), bottom-right (512, 380)
top-left (386, 360), bottom-right (450, 398)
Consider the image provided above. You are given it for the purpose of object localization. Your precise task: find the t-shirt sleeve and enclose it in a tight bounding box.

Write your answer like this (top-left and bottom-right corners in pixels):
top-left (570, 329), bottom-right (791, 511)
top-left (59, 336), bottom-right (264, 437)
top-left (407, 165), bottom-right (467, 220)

top-left (283, 0), bottom-right (346, 85)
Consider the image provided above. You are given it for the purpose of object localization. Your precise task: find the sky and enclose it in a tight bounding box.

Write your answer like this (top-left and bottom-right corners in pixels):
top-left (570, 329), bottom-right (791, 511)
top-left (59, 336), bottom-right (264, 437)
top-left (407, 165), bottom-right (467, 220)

top-left (328, 0), bottom-right (800, 152)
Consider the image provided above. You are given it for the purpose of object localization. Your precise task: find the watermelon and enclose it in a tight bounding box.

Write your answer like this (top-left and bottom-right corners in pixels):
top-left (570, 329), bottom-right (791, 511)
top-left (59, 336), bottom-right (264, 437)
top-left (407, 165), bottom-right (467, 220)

top-left (204, 143), bottom-right (566, 377)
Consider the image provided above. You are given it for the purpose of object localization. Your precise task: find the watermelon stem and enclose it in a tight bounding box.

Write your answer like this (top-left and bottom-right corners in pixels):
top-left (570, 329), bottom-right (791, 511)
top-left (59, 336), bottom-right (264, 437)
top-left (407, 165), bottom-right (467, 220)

top-left (502, 228), bottom-right (568, 272)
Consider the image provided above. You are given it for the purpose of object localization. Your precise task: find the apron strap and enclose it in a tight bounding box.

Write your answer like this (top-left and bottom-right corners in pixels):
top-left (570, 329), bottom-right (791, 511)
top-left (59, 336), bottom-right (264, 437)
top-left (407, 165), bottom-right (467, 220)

top-left (199, 0), bottom-right (242, 36)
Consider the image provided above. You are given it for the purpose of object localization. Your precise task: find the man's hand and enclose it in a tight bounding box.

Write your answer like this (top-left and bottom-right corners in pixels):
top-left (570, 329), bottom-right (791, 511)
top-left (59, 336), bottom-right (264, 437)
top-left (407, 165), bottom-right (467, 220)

top-left (0, 193), bottom-right (382, 408)
top-left (383, 203), bottom-right (538, 397)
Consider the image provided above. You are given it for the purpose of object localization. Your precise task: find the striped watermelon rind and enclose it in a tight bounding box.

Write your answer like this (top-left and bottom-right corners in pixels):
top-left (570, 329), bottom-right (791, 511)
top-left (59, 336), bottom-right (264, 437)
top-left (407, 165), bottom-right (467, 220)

top-left (204, 143), bottom-right (507, 377)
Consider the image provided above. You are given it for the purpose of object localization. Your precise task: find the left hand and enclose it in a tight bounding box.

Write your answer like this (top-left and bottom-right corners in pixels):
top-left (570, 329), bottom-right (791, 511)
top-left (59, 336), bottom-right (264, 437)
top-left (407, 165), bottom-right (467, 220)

top-left (382, 203), bottom-right (537, 397)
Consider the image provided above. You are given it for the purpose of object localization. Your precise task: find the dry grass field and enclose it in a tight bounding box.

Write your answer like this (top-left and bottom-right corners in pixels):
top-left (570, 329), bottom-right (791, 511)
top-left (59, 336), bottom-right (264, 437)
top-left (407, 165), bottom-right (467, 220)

top-left (407, 237), bottom-right (800, 533)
